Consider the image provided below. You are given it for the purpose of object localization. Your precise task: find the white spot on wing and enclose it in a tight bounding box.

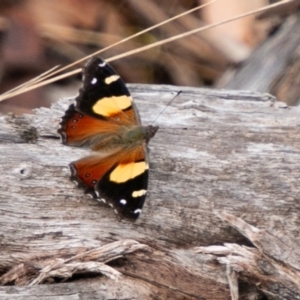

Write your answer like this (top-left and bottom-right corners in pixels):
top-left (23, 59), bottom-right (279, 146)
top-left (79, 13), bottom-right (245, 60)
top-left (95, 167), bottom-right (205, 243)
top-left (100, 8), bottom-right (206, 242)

top-left (96, 198), bottom-right (106, 204)
top-left (91, 77), bottom-right (97, 84)
top-left (59, 132), bottom-right (66, 143)
top-left (120, 199), bottom-right (127, 205)
top-left (133, 209), bottom-right (141, 215)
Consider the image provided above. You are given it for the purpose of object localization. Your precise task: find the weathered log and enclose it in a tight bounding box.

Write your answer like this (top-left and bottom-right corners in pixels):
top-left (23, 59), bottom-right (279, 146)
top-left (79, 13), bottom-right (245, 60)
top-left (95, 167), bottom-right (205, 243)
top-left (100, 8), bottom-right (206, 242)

top-left (0, 84), bottom-right (300, 299)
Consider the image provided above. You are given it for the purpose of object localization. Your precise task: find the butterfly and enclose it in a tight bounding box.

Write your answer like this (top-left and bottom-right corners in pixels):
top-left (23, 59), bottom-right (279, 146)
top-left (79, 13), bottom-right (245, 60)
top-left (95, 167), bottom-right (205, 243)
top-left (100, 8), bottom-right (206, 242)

top-left (58, 57), bottom-right (158, 221)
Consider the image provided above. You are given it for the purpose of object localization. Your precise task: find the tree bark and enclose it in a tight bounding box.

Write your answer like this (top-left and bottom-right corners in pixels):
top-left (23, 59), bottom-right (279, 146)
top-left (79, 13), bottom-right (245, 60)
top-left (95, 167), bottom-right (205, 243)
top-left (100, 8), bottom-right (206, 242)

top-left (1, 84), bottom-right (300, 299)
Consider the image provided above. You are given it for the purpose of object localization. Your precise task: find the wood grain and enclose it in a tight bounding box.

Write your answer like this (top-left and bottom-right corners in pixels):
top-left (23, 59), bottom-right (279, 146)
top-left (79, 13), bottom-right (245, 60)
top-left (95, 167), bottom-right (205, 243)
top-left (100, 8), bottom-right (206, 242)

top-left (0, 84), bottom-right (300, 299)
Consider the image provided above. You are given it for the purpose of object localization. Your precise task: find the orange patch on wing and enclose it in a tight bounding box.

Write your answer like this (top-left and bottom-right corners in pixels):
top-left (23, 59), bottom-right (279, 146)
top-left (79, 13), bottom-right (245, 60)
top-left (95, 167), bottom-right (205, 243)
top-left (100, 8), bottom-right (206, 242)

top-left (63, 112), bottom-right (120, 145)
top-left (71, 145), bottom-right (145, 189)
top-left (110, 106), bottom-right (139, 124)
top-left (72, 155), bottom-right (112, 188)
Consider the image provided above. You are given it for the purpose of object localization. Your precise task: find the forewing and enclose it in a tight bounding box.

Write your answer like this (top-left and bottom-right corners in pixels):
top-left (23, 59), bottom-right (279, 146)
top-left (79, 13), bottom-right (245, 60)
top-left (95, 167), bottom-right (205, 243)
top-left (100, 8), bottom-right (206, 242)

top-left (75, 57), bottom-right (140, 125)
top-left (58, 57), bottom-right (140, 148)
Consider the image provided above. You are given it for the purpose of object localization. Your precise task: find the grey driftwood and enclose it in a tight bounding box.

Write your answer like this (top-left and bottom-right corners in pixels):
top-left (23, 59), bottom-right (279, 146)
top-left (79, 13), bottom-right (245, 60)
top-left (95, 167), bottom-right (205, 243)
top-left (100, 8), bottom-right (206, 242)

top-left (0, 84), bottom-right (300, 299)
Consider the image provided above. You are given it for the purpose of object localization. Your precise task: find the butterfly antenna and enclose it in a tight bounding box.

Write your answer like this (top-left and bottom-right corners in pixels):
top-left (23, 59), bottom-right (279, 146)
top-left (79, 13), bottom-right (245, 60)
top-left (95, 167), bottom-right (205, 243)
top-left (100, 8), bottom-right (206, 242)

top-left (151, 91), bottom-right (181, 126)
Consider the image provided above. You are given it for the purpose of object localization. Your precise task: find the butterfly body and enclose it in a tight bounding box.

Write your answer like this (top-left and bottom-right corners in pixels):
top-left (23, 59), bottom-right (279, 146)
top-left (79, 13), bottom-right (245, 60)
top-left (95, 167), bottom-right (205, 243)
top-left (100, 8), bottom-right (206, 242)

top-left (58, 57), bottom-right (158, 221)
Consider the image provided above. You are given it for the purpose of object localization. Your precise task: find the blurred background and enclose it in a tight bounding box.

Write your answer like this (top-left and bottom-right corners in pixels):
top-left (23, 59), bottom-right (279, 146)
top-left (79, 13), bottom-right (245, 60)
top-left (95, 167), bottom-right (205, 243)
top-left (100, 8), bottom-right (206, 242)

top-left (0, 0), bottom-right (299, 114)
